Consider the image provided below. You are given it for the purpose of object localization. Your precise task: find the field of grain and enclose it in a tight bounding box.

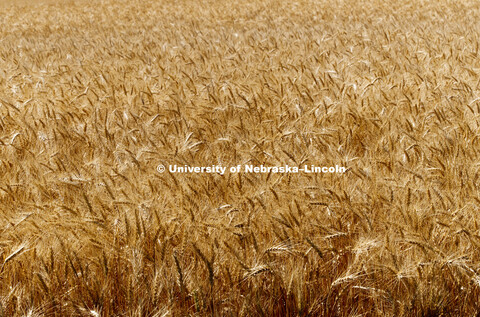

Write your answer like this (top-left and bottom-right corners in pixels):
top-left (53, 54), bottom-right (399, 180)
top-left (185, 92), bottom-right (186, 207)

top-left (1, 0), bottom-right (480, 315)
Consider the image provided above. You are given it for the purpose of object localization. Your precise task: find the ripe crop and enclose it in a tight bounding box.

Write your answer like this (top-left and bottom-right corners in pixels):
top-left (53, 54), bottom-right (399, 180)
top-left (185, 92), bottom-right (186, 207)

top-left (1, 0), bottom-right (480, 315)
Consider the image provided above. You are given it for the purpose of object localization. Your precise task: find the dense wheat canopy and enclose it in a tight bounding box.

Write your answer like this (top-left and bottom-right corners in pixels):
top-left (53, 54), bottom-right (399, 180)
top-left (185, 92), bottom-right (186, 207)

top-left (1, 0), bottom-right (480, 315)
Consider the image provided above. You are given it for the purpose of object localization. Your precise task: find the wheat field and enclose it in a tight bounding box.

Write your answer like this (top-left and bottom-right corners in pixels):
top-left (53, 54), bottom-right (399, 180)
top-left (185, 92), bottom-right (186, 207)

top-left (1, 0), bottom-right (480, 315)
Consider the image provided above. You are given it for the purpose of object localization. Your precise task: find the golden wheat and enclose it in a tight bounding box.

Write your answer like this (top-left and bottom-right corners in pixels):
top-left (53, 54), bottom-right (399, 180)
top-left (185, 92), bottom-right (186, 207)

top-left (1, 0), bottom-right (480, 315)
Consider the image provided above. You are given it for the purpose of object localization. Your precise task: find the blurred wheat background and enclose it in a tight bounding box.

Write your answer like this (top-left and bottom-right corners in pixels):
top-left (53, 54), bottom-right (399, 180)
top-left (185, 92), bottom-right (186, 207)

top-left (1, 0), bottom-right (480, 315)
